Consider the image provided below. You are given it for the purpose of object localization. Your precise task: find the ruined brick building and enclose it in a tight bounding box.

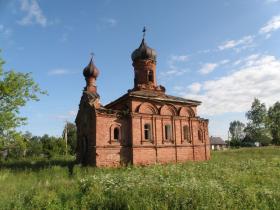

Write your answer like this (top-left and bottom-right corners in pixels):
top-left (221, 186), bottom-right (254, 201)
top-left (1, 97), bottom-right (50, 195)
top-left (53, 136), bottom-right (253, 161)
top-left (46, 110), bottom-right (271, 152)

top-left (75, 34), bottom-right (210, 167)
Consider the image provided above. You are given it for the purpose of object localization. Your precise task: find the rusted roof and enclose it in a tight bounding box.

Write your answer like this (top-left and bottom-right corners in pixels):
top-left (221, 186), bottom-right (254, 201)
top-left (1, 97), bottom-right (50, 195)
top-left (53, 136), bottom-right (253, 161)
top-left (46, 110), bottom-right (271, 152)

top-left (131, 38), bottom-right (157, 62)
top-left (105, 90), bottom-right (201, 109)
top-left (130, 90), bottom-right (201, 104)
top-left (83, 58), bottom-right (99, 78)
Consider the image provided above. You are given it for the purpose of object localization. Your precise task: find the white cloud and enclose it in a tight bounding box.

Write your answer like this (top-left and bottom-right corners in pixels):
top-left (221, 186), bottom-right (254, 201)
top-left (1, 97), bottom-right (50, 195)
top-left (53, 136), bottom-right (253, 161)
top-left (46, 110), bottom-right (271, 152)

top-left (161, 54), bottom-right (189, 77)
top-left (218, 35), bottom-right (254, 51)
top-left (177, 54), bottom-right (280, 115)
top-left (220, 59), bottom-right (230, 65)
top-left (162, 69), bottom-right (188, 76)
top-left (199, 59), bottom-right (229, 75)
top-left (170, 55), bottom-right (188, 62)
top-left (48, 69), bottom-right (71, 75)
top-left (199, 63), bottom-right (218, 75)
top-left (168, 54), bottom-right (188, 68)
top-left (232, 54), bottom-right (262, 67)
top-left (18, 0), bottom-right (47, 27)
top-left (188, 82), bottom-right (201, 94)
top-left (259, 15), bottom-right (280, 36)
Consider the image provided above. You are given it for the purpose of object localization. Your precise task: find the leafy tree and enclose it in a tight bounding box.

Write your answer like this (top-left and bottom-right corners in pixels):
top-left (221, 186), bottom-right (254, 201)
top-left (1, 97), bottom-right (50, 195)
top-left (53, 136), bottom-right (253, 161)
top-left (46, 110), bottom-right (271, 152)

top-left (229, 120), bottom-right (245, 146)
top-left (4, 131), bottom-right (28, 159)
top-left (267, 102), bottom-right (280, 145)
top-left (26, 135), bottom-right (43, 157)
top-left (0, 53), bottom-right (46, 148)
top-left (245, 98), bottom-right (271, 146)
top-left (41, 134), bottom-right (66, 158)
top-left (62, 122), bottom-right (77, 155)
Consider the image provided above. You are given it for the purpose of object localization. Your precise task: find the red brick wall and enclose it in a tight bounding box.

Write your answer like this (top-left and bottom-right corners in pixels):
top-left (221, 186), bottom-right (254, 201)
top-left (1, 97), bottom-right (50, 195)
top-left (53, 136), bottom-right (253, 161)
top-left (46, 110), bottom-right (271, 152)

top-left (93, 113), bottom-right (131, 166)
top-left (77, 96), bottom-right (210, 167)
top-left (157, 147), bottom-right (176, 163)
top-left (133, 147), bottom-right (156, 165)
top-left (96, 147), bottom-right (121, 167)
top-left (129, 98), bottom-right (210, 166)
top-left (194, 146), bottom-right (207, 161)
top-left (176, 146), bottom-right (194, 162)
top-left (133, 60), bottom-right (157, 88)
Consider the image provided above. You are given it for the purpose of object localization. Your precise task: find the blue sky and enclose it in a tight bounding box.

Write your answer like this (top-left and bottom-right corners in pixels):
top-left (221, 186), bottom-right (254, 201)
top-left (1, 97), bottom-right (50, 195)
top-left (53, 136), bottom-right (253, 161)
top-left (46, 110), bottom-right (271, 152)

top-left (1, 0), bottom-right (280, 139)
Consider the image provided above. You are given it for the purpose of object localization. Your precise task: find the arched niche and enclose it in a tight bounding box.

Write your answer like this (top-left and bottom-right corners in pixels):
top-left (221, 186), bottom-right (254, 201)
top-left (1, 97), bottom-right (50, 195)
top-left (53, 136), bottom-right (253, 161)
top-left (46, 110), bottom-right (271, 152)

top-left (179, 107), bottom-right (195, 117)
top-left (160, 105), bottom-right (177, 116)
top-left (136, 102), bottom-right (158, 114)
top-left (110, 123), bottom-right (121, 142)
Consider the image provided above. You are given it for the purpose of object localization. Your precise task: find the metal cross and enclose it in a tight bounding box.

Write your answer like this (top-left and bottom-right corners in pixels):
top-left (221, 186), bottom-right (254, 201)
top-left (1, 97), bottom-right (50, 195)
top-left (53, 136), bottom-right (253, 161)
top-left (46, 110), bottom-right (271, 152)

top-left (142, 26), bottom-right (146, 39)
top-left (90, 52), bottom-right (95, 60)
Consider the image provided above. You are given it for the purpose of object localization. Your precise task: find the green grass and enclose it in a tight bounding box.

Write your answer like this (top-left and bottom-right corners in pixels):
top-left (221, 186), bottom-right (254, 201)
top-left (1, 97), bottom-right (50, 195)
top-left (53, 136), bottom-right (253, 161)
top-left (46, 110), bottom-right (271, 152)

top-left (0, 147), bottom-right (280, 210)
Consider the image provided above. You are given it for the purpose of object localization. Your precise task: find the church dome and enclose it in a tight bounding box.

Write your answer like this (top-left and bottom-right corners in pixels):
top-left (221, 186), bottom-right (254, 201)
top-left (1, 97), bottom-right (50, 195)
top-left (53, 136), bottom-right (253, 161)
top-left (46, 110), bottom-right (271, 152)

top-left (83, 58), bottom-right (99, 78)
top-left (131, 39), bottom-right (157, 62)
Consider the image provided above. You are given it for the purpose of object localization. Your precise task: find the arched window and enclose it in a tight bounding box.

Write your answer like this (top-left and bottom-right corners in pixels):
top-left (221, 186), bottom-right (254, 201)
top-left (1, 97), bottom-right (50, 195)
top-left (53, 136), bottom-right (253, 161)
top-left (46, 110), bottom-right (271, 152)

top-left (144, 124), bottom-right (152, 140)
top-left (113, 127), bottom-right (120, 141)
top-left (148, 70), bottom-right (153, 82)
top-left (183, 125), bottom-right (191, 143)
top-left (165, 124), bottom-right (172, 140)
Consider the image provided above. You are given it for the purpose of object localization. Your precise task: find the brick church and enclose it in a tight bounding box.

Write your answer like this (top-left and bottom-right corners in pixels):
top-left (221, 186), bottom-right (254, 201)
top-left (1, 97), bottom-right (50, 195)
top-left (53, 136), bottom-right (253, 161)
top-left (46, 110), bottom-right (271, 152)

top-left (75, 32), bottom-right (210, 167)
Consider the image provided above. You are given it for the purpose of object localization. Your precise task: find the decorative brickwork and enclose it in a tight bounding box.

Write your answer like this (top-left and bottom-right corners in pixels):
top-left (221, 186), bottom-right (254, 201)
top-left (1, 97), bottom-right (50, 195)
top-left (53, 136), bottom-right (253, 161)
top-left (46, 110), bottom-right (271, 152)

top-left (75, 37), bottom-right (210, 167)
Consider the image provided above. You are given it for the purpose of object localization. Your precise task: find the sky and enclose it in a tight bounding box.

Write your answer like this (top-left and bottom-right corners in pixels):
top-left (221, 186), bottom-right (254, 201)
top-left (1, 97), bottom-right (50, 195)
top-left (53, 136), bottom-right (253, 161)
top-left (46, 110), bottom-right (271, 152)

top-left (0, 0), bottom-right (280, 139)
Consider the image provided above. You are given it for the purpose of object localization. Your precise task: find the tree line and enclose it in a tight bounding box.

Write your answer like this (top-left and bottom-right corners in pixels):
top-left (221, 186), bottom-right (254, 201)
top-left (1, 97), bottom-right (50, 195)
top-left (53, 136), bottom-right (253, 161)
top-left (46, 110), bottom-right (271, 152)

top-left (0, 122), bottom-right (77, 160)
top-left (229, 98), bottom-right (280, 147)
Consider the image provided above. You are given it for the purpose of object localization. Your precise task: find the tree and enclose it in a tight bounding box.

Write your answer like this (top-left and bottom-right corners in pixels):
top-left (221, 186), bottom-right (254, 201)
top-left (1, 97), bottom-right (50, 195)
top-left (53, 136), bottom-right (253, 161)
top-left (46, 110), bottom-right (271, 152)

top-left (26, 134), bottom-right (43, 157)
top-left (229, 120), bottom-right (245, 146)
top-left (41, 134), bottom-right (66, 158)
top-left (4, 131), bottom-right (28, 159)
top-left (267, 102), bottom-right (280, 145)
top-left (0, 52), bottom-right (46, 148)
top-left (245, 98), bottom-right (271, 146)
top-left (62, 122), bottom-right (77, 155)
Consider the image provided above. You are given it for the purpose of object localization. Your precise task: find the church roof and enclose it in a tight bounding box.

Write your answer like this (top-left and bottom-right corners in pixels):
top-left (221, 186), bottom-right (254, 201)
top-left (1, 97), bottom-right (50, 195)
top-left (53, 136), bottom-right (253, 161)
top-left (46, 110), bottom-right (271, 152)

top-left (131, 38), bottom-right (157, 63)
top-left (105, 90), bottom-right (201, 109)
top-left (130, 90), bottom-right (201, 104)
top-left (83, 58), bottom-right (99, 78)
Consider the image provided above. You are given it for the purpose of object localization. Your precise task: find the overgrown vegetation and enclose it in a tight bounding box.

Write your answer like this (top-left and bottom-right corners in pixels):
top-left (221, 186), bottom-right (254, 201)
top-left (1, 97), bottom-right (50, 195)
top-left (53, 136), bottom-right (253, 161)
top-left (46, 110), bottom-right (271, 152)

top-left (0, 147), bottom-right (279, 209)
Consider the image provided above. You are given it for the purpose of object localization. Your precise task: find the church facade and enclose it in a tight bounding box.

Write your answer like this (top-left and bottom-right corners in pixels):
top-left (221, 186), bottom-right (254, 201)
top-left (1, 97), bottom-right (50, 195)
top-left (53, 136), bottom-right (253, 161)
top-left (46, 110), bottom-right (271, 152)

top-left (75, 36), bottom-right (210, 167)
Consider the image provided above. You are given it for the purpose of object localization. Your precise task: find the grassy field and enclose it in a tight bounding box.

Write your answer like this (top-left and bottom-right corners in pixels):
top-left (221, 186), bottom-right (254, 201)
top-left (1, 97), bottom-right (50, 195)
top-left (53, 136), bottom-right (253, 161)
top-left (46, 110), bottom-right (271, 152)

top-left (0, 147), bottom-right (279, 210)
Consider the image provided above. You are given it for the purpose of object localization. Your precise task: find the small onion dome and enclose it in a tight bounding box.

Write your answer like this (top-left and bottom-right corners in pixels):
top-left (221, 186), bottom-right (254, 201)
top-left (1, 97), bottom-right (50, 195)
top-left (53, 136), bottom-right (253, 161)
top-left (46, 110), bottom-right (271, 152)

top-left (131, 38), bottom-right (157, 62)
top-left (83, 58), bottom-right (99, 78)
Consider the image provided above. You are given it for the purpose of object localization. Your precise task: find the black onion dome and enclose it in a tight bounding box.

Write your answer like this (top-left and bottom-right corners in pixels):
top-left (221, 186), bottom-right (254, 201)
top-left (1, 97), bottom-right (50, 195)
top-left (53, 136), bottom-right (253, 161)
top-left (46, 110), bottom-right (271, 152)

top-left (83, 58), bottom-right (99, 78)
top-left (131, 38), bottom-right (157, 62)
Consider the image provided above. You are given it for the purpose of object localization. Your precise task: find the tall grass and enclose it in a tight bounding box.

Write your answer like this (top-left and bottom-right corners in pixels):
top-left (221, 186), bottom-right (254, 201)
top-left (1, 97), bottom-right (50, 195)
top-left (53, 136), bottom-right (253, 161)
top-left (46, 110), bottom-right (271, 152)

top-left (0, 147), bottom-right (279, 209)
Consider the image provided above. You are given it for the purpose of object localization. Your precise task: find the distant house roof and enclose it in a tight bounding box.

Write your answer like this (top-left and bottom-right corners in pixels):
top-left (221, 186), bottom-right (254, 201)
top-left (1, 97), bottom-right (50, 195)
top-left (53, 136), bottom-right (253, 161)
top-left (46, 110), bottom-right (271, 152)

top-left (210, 136), bottom-right (226, 145)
